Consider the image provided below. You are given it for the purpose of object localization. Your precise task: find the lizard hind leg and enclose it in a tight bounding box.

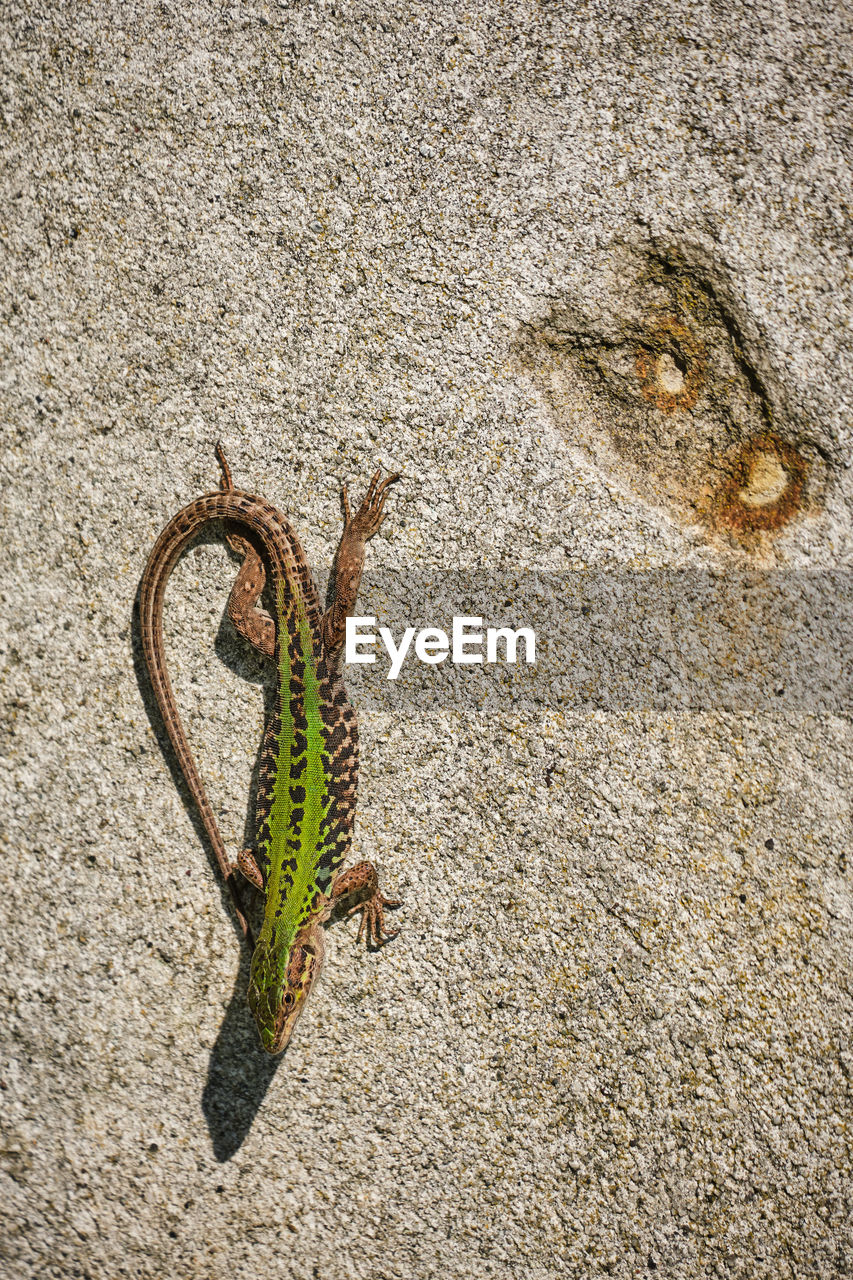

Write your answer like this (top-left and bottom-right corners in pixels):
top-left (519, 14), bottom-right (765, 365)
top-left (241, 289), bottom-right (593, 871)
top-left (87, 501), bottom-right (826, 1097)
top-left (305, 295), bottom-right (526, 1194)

top-left (215, 445), bottom-right (276, 657)
top-left (215, 441), bottom-right (234, 491)
top-left (224, 532), bottom-right (276, 658)
top-left (331, 860), bottom-right (401, 946)
top-left (321, 468), bottom-right (402, 660)
top-left (212, 442), bottom-right (275, 660)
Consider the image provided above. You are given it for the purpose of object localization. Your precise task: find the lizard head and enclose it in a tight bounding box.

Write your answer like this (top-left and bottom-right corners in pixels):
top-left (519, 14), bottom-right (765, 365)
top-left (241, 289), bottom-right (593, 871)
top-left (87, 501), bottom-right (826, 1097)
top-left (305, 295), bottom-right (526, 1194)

top-left (248, 924), bottom-right (326, 1054)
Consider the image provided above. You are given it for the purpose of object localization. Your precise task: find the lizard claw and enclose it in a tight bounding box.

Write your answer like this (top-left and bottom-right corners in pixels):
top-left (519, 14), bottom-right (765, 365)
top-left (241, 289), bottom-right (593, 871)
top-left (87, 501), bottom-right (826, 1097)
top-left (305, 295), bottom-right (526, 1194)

top-left (342, 469), bottom-right (402, 540)
top-left (345, 892), bottom-right (401, 946)
top-left (331, 861), bottom-right (401, 946)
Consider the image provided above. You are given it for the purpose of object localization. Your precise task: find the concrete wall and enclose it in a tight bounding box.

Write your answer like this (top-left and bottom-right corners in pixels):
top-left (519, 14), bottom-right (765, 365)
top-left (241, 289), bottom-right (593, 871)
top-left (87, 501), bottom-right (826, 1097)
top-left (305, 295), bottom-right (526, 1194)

top-left (1, 2), bottom-right (850, 1276)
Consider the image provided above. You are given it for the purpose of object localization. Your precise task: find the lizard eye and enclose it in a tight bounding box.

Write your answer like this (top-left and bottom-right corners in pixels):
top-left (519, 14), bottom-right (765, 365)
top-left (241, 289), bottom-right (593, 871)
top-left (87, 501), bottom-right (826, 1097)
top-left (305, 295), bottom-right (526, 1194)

top-left (284, 992), bottom-right (294, 1006)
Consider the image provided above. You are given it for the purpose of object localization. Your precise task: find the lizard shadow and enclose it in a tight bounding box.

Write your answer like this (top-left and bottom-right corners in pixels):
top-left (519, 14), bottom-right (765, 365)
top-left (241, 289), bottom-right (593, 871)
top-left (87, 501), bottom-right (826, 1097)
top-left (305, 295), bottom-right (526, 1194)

top-left (131, 527), bottom-right (287, 1159)
top-left (201, 938), bottom-right (285, 1161)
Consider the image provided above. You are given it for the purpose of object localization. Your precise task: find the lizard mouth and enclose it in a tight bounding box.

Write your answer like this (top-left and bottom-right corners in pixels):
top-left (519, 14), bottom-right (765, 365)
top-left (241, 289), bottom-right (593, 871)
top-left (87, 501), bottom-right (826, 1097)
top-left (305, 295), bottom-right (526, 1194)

top-left (269, 992), bottom-right (307, 1053)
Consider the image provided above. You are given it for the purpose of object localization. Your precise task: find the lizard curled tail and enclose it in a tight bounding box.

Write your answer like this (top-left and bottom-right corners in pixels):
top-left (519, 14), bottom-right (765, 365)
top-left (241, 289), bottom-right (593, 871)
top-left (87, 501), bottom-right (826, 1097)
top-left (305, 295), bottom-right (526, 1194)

top-left (139, 449), bottom-right (319, 939)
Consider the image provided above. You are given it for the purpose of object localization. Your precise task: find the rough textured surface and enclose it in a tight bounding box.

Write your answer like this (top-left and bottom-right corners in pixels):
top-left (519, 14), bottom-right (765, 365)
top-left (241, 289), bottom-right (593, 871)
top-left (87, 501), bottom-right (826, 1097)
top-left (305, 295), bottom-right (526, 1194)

top-left (1, 2), bottom-right (851, 1278)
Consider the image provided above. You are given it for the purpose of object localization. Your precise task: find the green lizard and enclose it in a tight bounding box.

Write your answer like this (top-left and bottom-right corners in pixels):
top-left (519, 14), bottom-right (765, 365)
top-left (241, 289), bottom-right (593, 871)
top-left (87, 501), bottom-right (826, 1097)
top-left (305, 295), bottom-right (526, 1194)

top-left (139, 446), bottom-right (401, 1053)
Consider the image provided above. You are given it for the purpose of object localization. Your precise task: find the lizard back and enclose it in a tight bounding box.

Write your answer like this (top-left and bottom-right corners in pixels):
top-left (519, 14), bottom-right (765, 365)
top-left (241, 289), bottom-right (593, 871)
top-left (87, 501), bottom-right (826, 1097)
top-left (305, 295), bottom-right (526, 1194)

top-left (248, 562), bottom-right (360, 1028)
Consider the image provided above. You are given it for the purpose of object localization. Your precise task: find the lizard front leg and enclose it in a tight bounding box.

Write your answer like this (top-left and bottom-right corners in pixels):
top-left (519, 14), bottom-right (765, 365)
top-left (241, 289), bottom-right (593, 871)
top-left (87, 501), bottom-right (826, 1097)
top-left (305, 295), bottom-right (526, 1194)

top-left (321, 468), bottom-right (400, 665)
top-left (329, 861), bottom-right (401, 946)
top-left (235, 847), bottom-right (265, 890)
top-left (231, 713), bottom-right (280, 894)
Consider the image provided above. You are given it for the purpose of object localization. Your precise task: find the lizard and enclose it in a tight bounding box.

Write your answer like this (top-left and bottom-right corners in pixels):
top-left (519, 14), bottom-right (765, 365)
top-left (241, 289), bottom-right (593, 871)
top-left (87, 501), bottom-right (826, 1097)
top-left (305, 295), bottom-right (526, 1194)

top-left (139, 444), bottom-right (401, 1053)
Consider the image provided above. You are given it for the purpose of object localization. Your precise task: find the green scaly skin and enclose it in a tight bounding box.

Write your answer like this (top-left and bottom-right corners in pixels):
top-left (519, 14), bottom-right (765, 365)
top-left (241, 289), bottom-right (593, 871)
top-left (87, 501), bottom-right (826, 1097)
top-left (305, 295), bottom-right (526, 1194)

top-left (246, 587), bottom-right (338, 1051)
top-left (140, 448), bottom-right (401, 1054)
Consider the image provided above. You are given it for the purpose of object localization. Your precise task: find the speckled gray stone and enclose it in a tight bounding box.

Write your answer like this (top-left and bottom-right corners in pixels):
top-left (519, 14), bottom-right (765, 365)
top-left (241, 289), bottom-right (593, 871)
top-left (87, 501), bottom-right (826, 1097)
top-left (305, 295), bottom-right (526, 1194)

top-left (0, 2), bottom-right (851, 1278)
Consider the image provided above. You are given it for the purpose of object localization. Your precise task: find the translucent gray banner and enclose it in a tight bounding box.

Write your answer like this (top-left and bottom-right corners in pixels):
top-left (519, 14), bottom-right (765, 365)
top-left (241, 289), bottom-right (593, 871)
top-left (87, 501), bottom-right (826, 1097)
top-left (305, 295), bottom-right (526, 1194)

top-left (337, 571), bottom-right (851, 713)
